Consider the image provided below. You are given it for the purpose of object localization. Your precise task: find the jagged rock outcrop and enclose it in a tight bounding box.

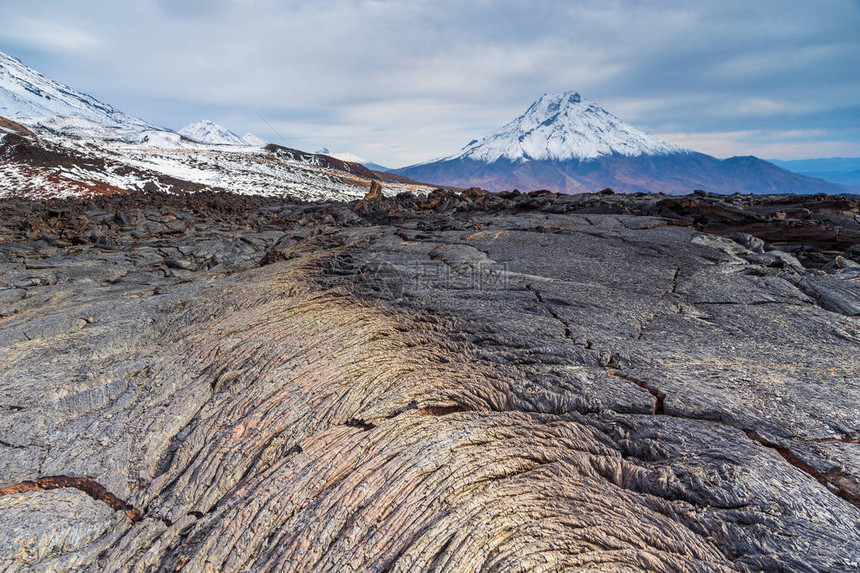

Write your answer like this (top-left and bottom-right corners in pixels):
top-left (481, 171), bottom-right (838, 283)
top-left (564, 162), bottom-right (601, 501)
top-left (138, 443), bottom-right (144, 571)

top-left (0, 191), bottom-right (858, 571)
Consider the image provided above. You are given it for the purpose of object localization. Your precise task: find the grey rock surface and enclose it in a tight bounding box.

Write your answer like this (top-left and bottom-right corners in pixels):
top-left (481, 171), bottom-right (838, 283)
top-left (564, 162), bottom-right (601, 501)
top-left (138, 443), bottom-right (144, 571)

top-left (0, 190), bottom-right (858, 571)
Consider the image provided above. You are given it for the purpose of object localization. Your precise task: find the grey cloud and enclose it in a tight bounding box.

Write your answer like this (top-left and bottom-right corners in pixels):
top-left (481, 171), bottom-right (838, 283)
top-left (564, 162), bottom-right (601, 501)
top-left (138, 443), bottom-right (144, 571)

top-left (0, 0), bottom-right (857, 165)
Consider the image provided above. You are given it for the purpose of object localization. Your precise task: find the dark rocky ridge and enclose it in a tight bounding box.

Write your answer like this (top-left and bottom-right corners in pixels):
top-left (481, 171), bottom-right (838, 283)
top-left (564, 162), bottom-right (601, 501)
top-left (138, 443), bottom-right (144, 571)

top-left (265, 143), bottom-right (382, 180)
top-left (0, 189), bottom-right (858, 571)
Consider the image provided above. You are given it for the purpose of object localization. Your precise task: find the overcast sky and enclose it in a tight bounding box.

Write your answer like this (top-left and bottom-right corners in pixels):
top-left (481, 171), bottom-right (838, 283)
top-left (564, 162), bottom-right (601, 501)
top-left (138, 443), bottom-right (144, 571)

top-left (1, 0), bottom-right (858, 166)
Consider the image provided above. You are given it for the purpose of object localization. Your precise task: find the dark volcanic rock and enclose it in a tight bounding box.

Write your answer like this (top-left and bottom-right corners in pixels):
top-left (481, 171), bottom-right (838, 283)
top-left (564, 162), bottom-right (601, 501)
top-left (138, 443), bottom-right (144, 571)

top-left (0, 190), bottom-right (858, 572)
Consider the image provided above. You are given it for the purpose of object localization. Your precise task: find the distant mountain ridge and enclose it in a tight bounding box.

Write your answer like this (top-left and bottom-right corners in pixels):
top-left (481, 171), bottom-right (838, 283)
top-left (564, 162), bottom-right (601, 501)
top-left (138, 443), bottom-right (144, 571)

top-left (768, 157), bottom-right (860, 187)
top-left (178, 120), bottom-right (264, 146)
top-left (395, 92), bottom-right (852, 195)
top-left (315, 148), bottom-right (390, 172)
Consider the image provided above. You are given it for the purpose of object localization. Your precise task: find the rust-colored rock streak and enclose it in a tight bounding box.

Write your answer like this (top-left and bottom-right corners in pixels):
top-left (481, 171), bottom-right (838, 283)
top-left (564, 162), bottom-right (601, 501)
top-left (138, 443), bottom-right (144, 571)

top-left (0, 477), bottom-right (142, 522)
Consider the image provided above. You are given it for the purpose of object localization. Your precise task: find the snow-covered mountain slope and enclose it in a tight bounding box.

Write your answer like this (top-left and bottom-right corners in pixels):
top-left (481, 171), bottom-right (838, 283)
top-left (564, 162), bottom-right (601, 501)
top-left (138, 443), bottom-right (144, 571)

top-left (178, 120), bottom-right (261, 146)
top-left (0, 51), bottom-right (433, 201)
top-left (0, 51), bottom-right (160, 140)
top-left (0, 129), bottom-right (434, 201)
top-left (447, 91), bottom-right (684, 164)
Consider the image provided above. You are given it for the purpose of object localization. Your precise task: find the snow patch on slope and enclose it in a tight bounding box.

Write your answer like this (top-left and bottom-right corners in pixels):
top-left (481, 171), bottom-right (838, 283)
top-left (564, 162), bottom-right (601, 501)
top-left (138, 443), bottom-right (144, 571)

top-left (450, 91), bottom-right (686, 163)
top-left (0, 162), bottom-right (122, 199)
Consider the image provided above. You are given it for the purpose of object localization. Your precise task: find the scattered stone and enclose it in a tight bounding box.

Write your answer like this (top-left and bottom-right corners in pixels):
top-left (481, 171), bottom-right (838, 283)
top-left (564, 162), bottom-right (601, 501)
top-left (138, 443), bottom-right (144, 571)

top-left (730, 232), bottom-right (766, 253)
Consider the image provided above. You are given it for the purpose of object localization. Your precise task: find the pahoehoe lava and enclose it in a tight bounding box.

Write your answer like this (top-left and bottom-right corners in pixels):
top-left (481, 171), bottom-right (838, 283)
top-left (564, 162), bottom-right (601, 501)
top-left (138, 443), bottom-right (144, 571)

top-left (0, 189), bottom-right (858, 571)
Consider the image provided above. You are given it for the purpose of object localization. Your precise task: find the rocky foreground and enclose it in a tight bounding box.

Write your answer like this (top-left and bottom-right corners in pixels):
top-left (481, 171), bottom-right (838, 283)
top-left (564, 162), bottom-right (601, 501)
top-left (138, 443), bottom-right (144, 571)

top-left (0, 189), bottom-right (858, 572)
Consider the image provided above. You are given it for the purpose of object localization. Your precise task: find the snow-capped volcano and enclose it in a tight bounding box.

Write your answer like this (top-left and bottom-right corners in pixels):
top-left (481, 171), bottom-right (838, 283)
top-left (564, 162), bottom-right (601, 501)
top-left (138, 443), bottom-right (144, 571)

top-left (394, 91), bottom-right (850, 195)
top-left (0, 51), bottom-right (159, 137)
top-left (451, 91), bottom-right (684, 163)
top-left (179, 120), bottom-right (261, 146)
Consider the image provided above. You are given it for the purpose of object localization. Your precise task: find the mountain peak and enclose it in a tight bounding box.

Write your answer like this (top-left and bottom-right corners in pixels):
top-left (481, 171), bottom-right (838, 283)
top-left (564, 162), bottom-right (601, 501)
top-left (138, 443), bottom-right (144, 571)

top-left (241, 132), bottom-right (266, 146)
top-left (536, 90), bottom-right (581, 105)
top-left (450, 91), bottom-right (685, 163)
top-left (565, 91), bottom-right (582, 104)
top-left (178, 120), bottom-right (256, 146)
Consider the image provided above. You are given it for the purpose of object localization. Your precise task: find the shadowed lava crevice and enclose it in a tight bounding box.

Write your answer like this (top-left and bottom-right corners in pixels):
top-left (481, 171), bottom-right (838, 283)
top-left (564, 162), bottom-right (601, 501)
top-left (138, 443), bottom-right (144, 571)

top-left (609, 370), bottom-right (666, 415)
top-left (525, 283), bottom-right (580, 342)
top-left (662, 266), bottom-right (681, 298)
top-left (745, 431), bottom-right (860, 510)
